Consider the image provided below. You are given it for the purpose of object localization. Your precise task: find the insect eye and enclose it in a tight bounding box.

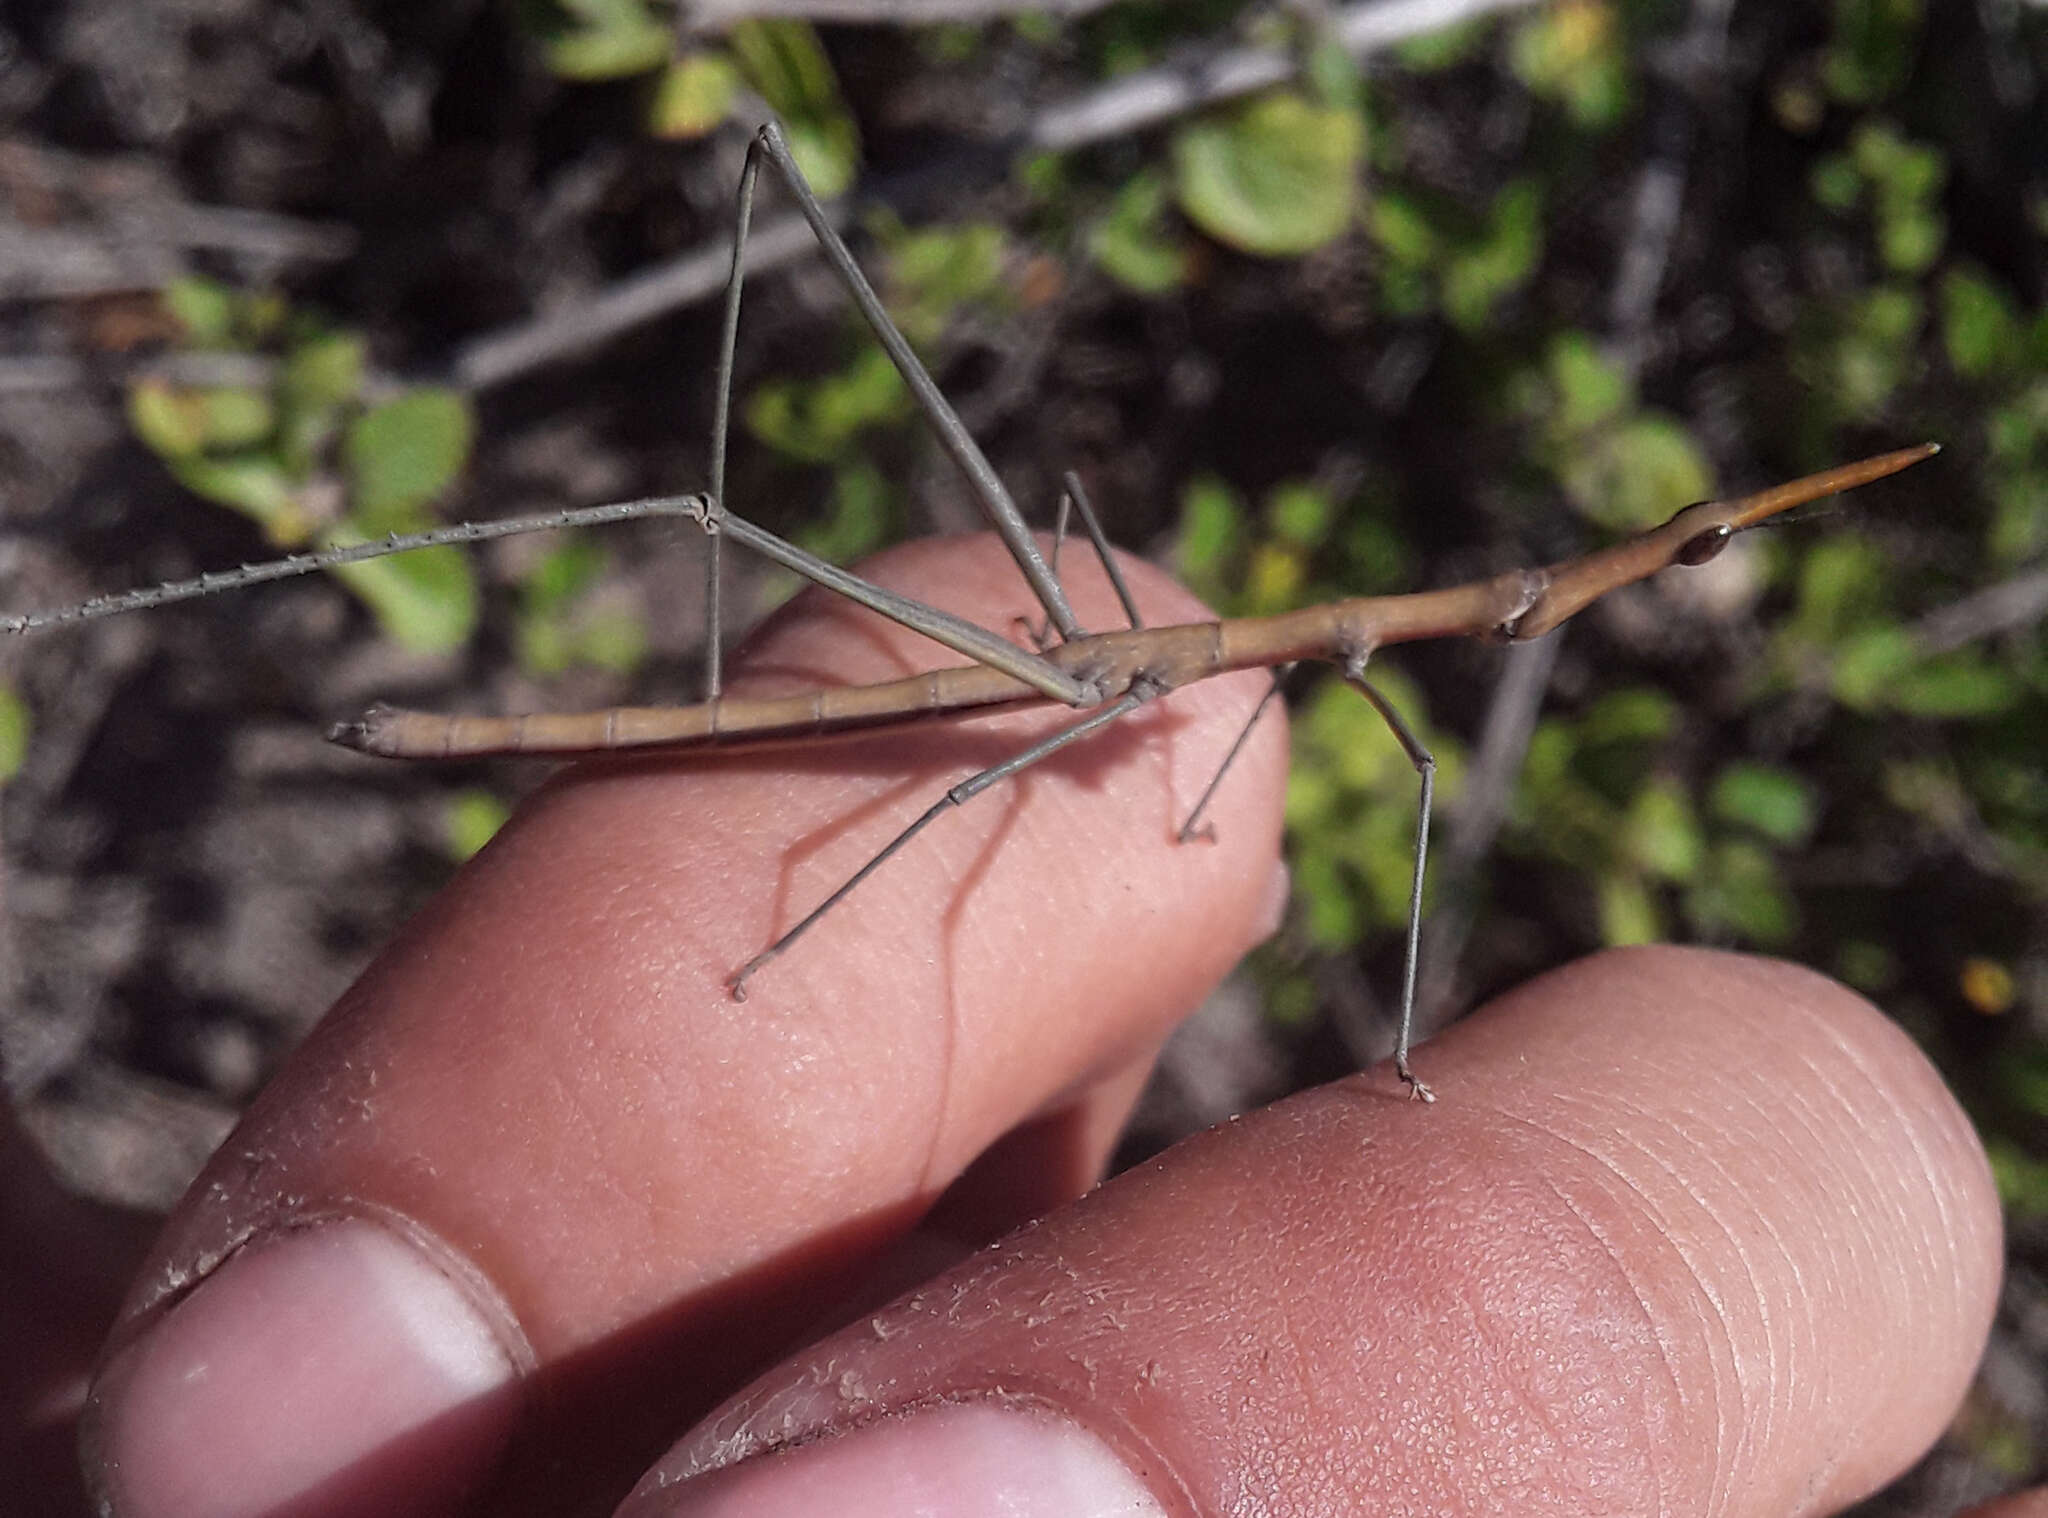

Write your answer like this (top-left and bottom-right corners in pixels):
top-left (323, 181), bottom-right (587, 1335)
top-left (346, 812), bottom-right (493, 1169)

top-left (1675, 524), bottom-right (1733, 566)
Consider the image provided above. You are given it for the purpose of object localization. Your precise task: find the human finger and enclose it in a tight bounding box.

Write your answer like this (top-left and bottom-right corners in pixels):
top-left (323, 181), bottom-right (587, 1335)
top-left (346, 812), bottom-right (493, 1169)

top-left (81, 533), bottom-right (1289, 1518)
top-left (624, 947), bottom-right (2003, 1518)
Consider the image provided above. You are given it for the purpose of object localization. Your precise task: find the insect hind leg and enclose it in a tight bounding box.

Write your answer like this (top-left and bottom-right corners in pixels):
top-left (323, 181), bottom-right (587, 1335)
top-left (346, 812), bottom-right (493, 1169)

top-left (1339, 657), bottom-right (1437, 1104)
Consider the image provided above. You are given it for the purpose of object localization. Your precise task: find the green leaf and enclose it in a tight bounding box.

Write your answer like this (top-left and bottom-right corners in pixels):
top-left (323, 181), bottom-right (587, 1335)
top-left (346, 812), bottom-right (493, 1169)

top-left (1877, 135), bottom-right (1946, 205)
top-left (128, 379), bottom-right (210, 458)
top-left (1017, 150), bottom-right (1067, 203)
top-left (1859, 283), bottom-right (1924, 338)
top-left (728, 21), bottom-right (859, 197)
top-left (1598, 872), bottom-right (1663, 946)
top-left (1689, 839), bottom-right (1796, 945)
top-left (1010, 11), bottom-right (1058, 46)
top-left (1177, 475), bottom-right (1246, 602)
top-left (1265, 481), bottom-right (1334, 550)
top-left (277, 333), bottom-right (364, 472)
top-left (516, 539), bottom-right (650, 678)
top-left (1792, 285), bottom-right (1924, 423)
top-left (1886, 651), bottom-right (2021, 718)
top-left (345, 389), bottom-right (475, 522)
top-left (727, 19), bottom-right (832, 112)
top-left (1579, 687), bottom-right (1680, 747)
top-left (1561, 414), bottom-right (1712, 531)
top-left (196, 387), bottom-right (275, 451)
top-left (877, 216), bottom-right (1007, 347)
top-left (0, 684), bottom-right (29, 783)
top-left (282, 332), bottom-right (367, 415)
top-left (1172, 91), bottom-right (1365, 257)
top-left (325, 530), bottom-right (478, 653)
top-left (647, 51), bottom-right (740, 138)
top-left (1709, 763), bottom-right (1819, 845)
top-left (163, 277), bottom-right (238, 346)
top-left (1284, 759), bottom-right (1338, 834)
top-left (1546, 332), bottom-right (1630, 436)
top-left (1829, 623), bottom-right (1917, 709)
top-left (1623, 778), bottom-right (1703, 882)
top-left (1295, 665), bottom-right (1411, 792)
top-left (240, 291), bottom-right (289, 345)
top-left (444, 789), bottom-right (512, 861)
top-left (1837, 939), bottom-right (1898, 992)
top-left (1394, 16), bottom-right (1491, 70)
top-left (1794, 535), bottom-right (1890, 641)
top-left (1809, 153), bottom-right (1863, 212)
top-left (1987, 382), bottom-right (2048, 465)
top-left (1244, 541), bottom-right (1306, 614)
top-left (1508, 0), bottom-right (1631, 128)
top-left (1441, 179), bottom-right (1542, 331)
top-left (1337, 506), bottom-right (1413, 596)
top-left (1989, 1139), bottom-right (2048, 1223)
top-left (796, 459), bottom-right (898, 564)
top-left (1881, 758), bottom-right (1974, 839)
top-left (540, 0), bottom-right (671, 81)
top-left (1941, 267), bottom-right (2022, 379)
top-left (1367, 190), bottom-right (1436, 268)
top-left (167, 454), bottom-right (307, 543)
top-left (522, 538), bottom-right (608, 617)
top-left (1877, 206), bottom-right (1944, 274)
top-left (1849, 117), bottom-right (1906, 179)
top-left (543, 22), bottom-right (670, 80)
top-left (572, 606), bottom-right (649, 675)
top-left (1304, 36), bottom-right (1364, 113)
top-left (1090, 172), bottom-right (1192, 294)
top-left (918, 22), bottom-right (982, 63)
top-left (745, 342), bottom-right (910, 464)
top-left (781, 119), bottom-right (860, 200)
top-left (1989, 470), bottom-right (2048, 566)
top-left (1376, 265), bottom-right (1433, 319)
top-left (1291, 844), bottom-right (1362, 947)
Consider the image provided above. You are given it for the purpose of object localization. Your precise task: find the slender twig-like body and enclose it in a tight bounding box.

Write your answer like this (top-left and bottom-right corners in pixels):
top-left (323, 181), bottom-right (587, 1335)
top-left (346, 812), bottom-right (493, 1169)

top-left (0, 116), bottom-right (1943, 1098)
top-left (329, 445), bottom-right (1939, 764)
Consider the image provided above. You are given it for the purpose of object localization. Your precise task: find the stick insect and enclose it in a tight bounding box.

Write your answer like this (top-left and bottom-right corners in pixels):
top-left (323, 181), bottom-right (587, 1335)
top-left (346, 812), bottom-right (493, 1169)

top-left (4, 122), bottom-right (1940, 1101)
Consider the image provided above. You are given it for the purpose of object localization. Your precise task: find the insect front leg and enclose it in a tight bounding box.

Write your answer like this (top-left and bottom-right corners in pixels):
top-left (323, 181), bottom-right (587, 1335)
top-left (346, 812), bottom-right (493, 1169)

top-left (739, 121), bottom-right (1084, 645)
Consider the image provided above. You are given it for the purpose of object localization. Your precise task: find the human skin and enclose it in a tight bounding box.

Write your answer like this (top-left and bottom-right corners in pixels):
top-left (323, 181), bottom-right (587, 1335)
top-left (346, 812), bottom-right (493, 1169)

top-left (0, 535), bottom-right (2018, 1516)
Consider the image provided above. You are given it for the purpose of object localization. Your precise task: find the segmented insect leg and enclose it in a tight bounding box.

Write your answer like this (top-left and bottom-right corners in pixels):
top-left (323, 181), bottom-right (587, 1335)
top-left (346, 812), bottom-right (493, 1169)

top-left (729, 681), bottom-right (1158, 998)
top-left (1340, 658), bottom-right (1437, 1104)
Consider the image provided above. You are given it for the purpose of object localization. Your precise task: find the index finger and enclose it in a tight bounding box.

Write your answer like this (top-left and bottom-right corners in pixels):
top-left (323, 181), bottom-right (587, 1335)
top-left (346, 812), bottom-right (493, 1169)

top-left (81, 533), bottom-right (1288, 1518)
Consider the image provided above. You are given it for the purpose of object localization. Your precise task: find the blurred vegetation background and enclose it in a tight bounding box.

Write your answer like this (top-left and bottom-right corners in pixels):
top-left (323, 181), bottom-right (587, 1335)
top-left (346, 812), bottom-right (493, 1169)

top-left (1, 0), bottom-right (2045, 1508)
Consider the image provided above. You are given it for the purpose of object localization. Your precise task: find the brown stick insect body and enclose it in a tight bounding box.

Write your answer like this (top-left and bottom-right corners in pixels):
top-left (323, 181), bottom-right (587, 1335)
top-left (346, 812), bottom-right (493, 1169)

top-left (333, 445), bottom-right (1940, 765)
top-left (4, 123), bottom-right (1941, 1100)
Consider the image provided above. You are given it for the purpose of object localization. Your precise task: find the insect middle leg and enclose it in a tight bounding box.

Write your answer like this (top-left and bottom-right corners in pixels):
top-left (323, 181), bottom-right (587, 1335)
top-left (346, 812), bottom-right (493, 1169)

top-left (1177, 668), bottom-right (1289, 845)
top-left (1018, 473), bottom-right (1146, 652)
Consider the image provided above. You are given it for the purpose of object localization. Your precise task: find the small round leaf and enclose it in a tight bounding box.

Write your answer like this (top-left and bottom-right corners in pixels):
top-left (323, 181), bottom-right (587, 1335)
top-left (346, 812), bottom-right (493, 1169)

top-left (1172, 92), bottom-right (1365, 258)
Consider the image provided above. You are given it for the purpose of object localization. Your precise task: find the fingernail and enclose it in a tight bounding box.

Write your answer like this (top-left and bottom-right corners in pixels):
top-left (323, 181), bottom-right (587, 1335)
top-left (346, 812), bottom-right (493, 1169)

top-left (627, 1403), bottom-right (1166, 1518)
top-left (85, 1217), bottom-right (523, 1518)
